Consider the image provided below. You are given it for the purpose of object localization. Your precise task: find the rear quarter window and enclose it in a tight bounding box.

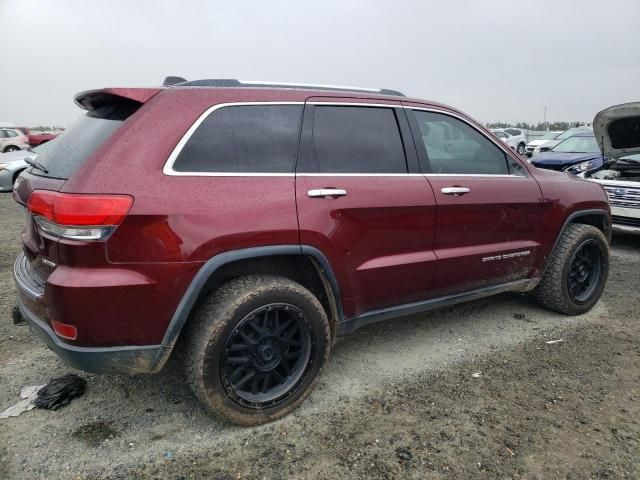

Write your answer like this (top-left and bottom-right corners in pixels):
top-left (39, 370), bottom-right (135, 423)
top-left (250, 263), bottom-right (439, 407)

top-left (171, 105), bottom-right (303, 173)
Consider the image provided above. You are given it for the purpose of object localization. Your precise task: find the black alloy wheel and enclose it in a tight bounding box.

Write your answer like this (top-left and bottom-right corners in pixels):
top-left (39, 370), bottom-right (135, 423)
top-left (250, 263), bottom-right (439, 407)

top-left (567, 239), bottom-right (603, 304)
top-left (221, 303), bottom-right (312, 408)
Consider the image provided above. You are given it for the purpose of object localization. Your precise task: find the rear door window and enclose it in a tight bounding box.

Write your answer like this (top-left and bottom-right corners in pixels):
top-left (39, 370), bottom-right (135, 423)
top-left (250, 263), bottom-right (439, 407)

top-left (303, 105), bottom-right (407, 173)
top-left (172, 105), bottom-right (303, 173)
top-left (412, 110), bottom-right (511, 175)
top-left (35, 103), bottom-right (137, 179)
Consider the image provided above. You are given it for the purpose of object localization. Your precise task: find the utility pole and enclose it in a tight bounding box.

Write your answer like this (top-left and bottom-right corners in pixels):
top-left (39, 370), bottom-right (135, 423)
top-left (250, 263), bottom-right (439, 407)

top-left (544, 106), bottom-right (547, 131)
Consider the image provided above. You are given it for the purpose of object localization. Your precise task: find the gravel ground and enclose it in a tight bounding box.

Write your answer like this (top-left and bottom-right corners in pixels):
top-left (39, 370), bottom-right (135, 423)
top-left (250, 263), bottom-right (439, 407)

top-left (0, 192), bottom-right (638, 479)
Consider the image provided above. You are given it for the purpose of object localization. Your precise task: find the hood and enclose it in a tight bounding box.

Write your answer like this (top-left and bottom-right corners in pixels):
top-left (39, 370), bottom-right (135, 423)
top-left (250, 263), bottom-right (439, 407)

top-left (593, 101), bottom-right (640, 159)
top-left (531, 151), bottom-right (603, 166)
top-left (528, 139), bottom-right (551, 147)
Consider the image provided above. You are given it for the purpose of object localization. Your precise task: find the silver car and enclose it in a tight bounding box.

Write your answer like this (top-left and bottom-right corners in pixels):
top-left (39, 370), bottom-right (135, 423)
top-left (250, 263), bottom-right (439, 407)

top-left (0, 143), bottom-right (48, 191)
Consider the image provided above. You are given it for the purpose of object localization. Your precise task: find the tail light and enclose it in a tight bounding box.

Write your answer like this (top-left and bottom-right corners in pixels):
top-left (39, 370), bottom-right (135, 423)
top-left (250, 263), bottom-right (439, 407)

top-left (27, 190), bottom-right (133, 241)
top-left (51, 320), bottom-right (78, 340)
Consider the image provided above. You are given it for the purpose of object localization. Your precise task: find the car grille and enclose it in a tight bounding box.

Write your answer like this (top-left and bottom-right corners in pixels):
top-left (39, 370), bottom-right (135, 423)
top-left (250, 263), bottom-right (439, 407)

top-left (603, 185), bottom-right (640, 209)
top-left (612, 215), bottom-right (640, 228)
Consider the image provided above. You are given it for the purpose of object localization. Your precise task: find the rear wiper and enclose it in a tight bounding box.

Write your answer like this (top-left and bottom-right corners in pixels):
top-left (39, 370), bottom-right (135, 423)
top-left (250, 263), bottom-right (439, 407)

top-left (24, 157), bottom-right (49, 174)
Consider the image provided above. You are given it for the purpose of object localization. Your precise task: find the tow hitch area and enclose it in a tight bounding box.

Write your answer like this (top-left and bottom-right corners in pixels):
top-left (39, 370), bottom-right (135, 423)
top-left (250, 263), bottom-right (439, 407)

top-left (12, 305), bottom-right (26, 326)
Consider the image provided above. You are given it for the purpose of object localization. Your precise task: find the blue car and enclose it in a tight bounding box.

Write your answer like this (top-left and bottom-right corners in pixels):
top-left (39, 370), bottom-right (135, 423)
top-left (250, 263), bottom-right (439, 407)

top-left (530, 133), bottom-right (606, 173)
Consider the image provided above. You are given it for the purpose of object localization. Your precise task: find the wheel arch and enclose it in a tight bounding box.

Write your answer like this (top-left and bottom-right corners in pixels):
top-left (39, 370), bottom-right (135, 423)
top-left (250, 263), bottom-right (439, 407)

top-left (162, 245), bottom-right (344, 350)
top-left (12, 168), bottom-right (26, 184)
top-left (542, 208), bottom-right (611, 276)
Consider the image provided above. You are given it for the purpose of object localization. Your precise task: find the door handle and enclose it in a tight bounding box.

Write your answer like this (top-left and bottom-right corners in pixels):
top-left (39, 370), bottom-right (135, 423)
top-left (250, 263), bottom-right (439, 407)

top-left (307, 188), bottom-right (347, 198)
top-left (441, 186), bottom-right (471, 196)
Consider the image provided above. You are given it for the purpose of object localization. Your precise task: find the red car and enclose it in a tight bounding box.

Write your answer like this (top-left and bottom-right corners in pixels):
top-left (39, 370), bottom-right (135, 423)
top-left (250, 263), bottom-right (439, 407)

top-left (12, 78), bottom-right (611, 425)
top-left (14, 127), bottom-right (59, 147)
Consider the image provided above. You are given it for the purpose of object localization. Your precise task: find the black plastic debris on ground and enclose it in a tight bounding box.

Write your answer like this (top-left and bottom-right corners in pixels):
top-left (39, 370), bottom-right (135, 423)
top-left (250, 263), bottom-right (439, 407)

top-left (34, 374), bottom-right (86, 410)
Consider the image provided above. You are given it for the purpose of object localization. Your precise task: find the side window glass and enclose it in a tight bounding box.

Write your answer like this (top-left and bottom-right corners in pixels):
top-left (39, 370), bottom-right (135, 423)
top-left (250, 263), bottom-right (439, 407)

top-left (413, 111), bottom-right (511, 175)
top-left (307, 106), bottom-right (407, 173)
top-left (173, 105), bottom-right (303, 173)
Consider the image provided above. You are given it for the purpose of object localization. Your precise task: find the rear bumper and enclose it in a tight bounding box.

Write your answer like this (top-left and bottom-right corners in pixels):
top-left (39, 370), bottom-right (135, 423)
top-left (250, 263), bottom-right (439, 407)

top-left (15, 295), bottom-right (169, 374)
top-left (13, 253), bottom-right (171, 374)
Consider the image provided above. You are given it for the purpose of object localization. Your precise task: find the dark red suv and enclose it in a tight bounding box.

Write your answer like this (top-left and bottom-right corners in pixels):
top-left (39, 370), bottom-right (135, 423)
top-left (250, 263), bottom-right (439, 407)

top-left (13, 79), bottom-right (611, 425)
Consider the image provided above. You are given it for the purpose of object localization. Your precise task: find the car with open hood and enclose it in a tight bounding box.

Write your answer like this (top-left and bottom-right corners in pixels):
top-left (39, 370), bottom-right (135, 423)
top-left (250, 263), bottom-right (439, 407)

top-left (584, 102), bottom-right (640, 233)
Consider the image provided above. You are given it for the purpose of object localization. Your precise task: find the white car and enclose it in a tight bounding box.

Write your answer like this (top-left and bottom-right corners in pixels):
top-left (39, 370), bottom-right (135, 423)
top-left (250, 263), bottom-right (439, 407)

top-left (490, 128), bottom-right (527, 155)
top-left (586, 102), bottom-right (640, 234)
top-left (524, 131), bottom-right (562, 157)
top-left (0, 128), bottom-right (29, 153)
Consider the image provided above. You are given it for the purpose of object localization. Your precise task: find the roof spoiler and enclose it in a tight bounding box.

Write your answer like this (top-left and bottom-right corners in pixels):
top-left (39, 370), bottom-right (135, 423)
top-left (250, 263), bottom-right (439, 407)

top-left (74, 87), bottom-right (163, 111)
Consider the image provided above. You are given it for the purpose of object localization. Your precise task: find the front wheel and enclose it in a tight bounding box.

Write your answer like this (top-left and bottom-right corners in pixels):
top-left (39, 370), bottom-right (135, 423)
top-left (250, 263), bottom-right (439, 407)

top-left (517, 143), bottom-right (525, 155)
top-left (184, 275), bottom-right (331, 425)
top-left (535, 224), bottom-right (609, 315)
top-left (4, 146), bottom-right (19, 152)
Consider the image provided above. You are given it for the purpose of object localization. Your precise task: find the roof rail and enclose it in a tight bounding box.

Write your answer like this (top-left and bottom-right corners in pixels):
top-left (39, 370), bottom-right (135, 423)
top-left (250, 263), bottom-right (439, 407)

top-left (170, 78), bottom-right (405, 97)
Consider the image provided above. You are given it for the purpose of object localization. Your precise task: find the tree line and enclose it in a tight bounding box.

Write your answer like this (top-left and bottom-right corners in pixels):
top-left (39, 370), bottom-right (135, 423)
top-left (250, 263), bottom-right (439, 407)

top-left (486, 121), bottom-right (590, 131)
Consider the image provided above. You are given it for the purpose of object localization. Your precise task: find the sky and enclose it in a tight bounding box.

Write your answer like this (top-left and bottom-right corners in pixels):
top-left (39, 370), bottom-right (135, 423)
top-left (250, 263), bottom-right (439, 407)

top-left (1, 0), bottom-right (639, 127)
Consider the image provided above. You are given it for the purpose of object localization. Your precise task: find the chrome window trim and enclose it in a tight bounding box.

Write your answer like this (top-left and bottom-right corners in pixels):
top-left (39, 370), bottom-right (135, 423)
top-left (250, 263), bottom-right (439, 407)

top-left (162, 100), bottom-right (527, 178)
top-left (424, 174), bottom-right (524, 178)
top-left (163, 102), bottom-right (305, 177)
top-left (297, 173), bottom-right (423, 177)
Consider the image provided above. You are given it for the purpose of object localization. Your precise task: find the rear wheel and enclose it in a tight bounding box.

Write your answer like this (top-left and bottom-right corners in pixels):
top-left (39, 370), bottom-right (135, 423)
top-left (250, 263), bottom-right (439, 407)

top-left (184, 275), bottom-right (331, 425)
top-left (12, 169), bottom-right (25, 185)
top-left (4, 146), bottom-right (19, 152)
top-left (517, 143), bottom-right (525, 155)
top-left (535, 224), bottom-right (609, 315)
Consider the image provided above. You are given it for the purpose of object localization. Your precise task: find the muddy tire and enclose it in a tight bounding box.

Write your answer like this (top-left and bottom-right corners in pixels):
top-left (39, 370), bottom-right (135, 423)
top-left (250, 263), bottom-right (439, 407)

top-left (535, 224), bottom-right (609, 315)
top-left (184, 275), bottom-right (331, 425)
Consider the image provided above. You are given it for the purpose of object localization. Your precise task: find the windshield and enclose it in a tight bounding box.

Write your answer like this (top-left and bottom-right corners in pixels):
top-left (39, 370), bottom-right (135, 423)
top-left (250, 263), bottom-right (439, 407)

top-left (540, 131), bottom-right (560, 140)
top-left (33, 103), bottom-right (137, 179)
top-left (557, 128), bottom-right (590, 141)
top-left (494, 132), bottom-right (507, 139)
top-left (552, 136), bottom-right (599, 153)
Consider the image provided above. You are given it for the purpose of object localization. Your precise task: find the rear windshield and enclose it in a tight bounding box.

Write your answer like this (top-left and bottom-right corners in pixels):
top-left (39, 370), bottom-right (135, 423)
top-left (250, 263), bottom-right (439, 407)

top-left (33, 103), bottom-right (137, 179)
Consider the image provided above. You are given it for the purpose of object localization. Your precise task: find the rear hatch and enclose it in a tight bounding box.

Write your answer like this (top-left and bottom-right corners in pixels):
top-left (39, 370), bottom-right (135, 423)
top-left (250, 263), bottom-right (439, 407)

top-left (13, 88), bottom-right (160, 285)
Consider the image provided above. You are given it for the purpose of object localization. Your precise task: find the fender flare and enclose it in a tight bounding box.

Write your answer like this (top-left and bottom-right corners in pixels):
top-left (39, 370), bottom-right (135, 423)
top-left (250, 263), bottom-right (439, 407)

top-left (541, 208), bottom-right (611, 276)
top-left (159, 245), bottom-right (344, 349)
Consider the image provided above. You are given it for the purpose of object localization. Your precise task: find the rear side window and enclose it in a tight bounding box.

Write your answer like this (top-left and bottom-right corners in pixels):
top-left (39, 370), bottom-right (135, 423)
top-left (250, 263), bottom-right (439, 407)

top-left (306, 106), bottom-right (407, 173)
top-left (172, 105), bottom-right (303, 173)
top-left (35, 103), bottom-right (137, 179)
top-left (413, 110), bottom-right (510, 175)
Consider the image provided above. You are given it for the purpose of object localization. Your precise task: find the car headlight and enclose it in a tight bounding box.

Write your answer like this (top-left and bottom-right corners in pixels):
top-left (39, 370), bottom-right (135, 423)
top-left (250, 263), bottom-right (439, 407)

top-left (564, 160), bottom-right (594, 174)
top-left (0, 163), bottom-right (7, 172)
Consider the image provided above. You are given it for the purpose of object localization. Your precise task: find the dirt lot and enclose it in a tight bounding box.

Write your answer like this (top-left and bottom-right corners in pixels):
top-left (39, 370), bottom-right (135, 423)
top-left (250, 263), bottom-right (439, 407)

top-left (0, 192), bottom-right (638, 480)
